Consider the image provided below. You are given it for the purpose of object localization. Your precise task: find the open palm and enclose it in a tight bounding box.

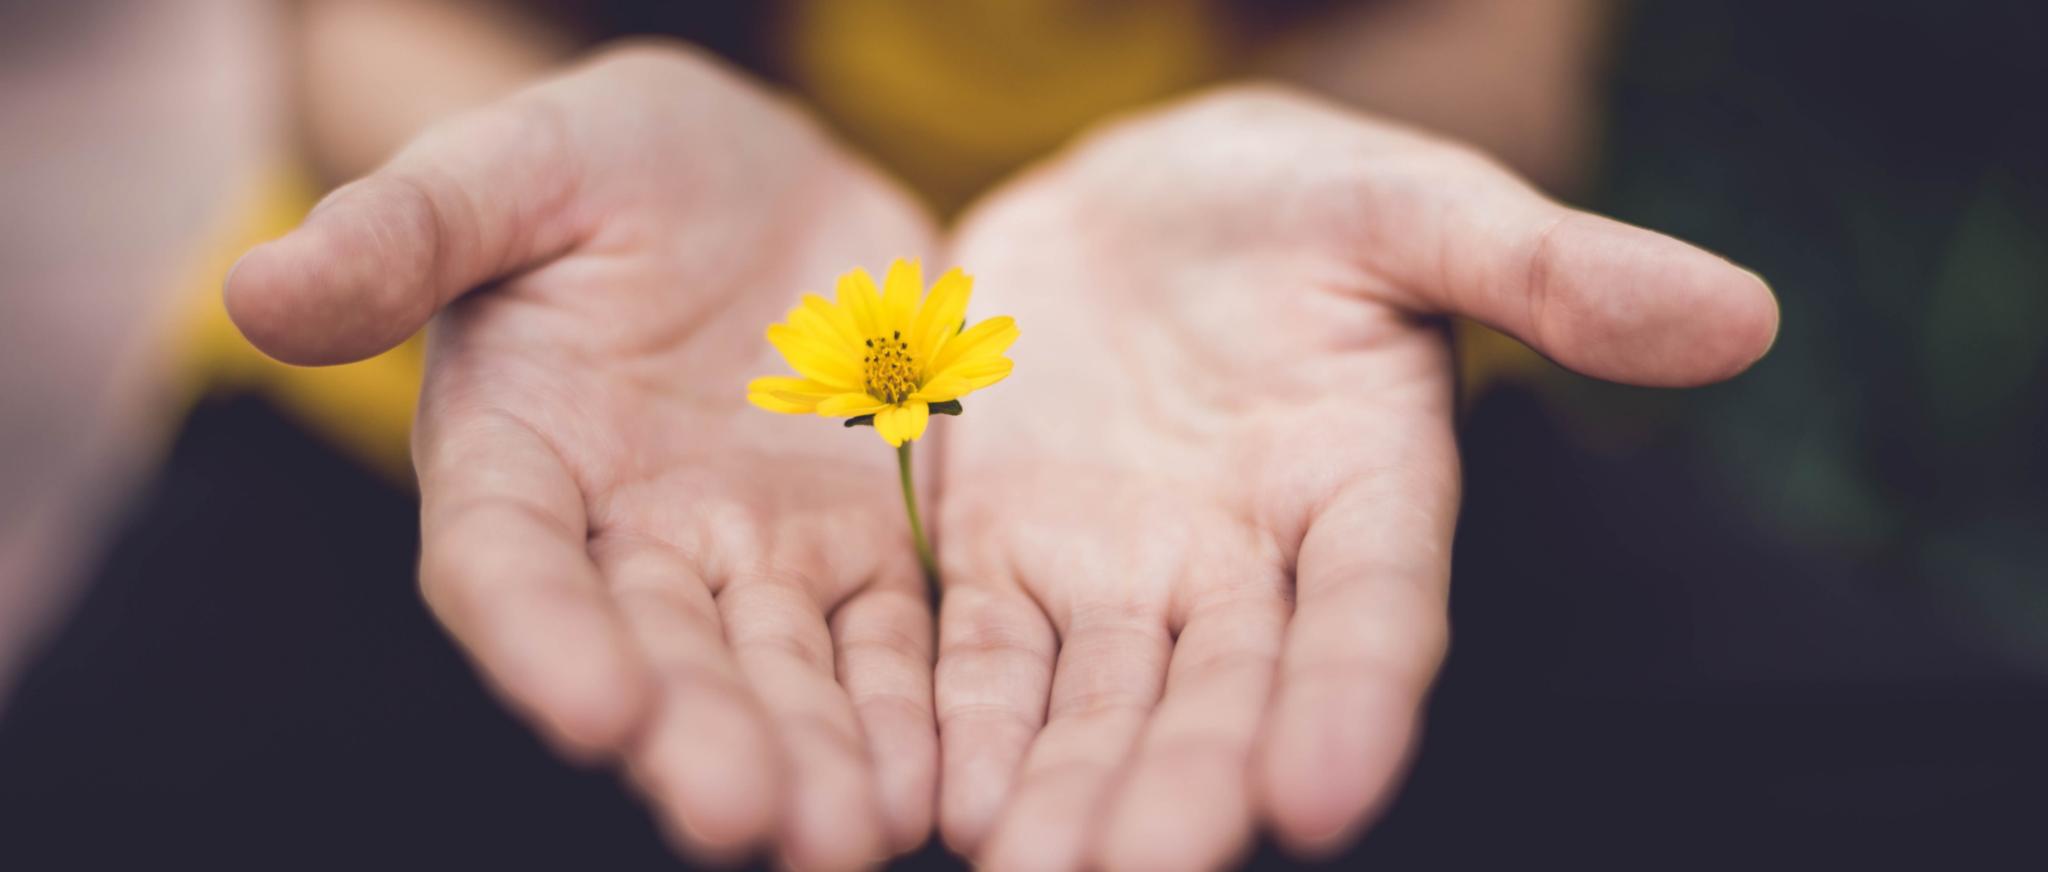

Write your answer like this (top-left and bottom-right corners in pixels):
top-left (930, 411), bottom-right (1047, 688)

top-left (228, 44), bottom-right (1779, 872)
top-left (931, 87), bottom-right (1778, 872)
top-left (228, 46), bottom-right (940, 871)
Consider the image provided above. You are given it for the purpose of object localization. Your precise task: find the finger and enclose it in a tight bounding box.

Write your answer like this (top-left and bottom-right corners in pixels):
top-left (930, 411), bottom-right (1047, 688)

top-left (979, 606), bottom-right (1172, 872)
top-left (830, 582), bottom-right (938, 854)
top-left (1097, 593), bottom-right (1288, 872)
top-left (719, 575), bottom-right (889, 872)
top-left (1256, 442), bottom-right (1459, 857)
top-left (415, 411), bottom-right (653, 760)
top-left (598, 543), bottom-right (782, 862)
top-left (225, 90), bottom-right (587, 365)
top-left (1368, 141), bottom-right (1778, 387)
top-left (934, 585), bottom-right (1057, 855)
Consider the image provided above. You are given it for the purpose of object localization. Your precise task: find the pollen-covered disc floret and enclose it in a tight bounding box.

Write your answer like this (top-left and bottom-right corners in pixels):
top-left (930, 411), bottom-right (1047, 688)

top-left (747, 258), bottom-right (1018, 446)
top-left (864, 331), bottom-right (917, 404)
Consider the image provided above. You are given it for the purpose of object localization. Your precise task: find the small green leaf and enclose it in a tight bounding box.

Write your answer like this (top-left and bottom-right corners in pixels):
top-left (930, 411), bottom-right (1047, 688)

top-left (843, 414), bottom-right (877, 428)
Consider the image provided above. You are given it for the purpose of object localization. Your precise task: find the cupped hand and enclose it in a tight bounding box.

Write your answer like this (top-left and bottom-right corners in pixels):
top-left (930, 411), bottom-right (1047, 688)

top-left (931, 86), bottom-right (1778, 872)
top-left (227, 44), bottom-right (940, 871)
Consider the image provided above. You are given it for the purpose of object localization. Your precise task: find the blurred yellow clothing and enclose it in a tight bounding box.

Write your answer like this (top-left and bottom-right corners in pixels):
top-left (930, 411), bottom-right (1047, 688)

top-left (177, 0), bottom-right (1540, 479)
top-left (785, 0), bottom-right (1223, 214)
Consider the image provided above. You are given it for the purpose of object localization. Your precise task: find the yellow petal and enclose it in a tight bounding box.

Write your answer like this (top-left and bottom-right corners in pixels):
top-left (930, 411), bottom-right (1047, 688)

top-left (907, 372), bottom-right (970, 403)
top-left (788, 300), bottom-right (857, 355)
top-left (929, 315), bottom-right (1018, 374)
top-left (882, 258), bottom-right (922, 334)
top-left (938, 357), bottom-right (1014, 390)
top-left (747, 375), bottom-right (839, 397)
top-left (746, 375), bottom-right (839, 414)
top-left (800, 292), bottom-right (864, 349)
top-left (911, 267), bottom-right (971, 369)
top-left (837, 267), bottom-right (885, 337)
top-left (873, 400), bottom-right (930, 446)
top-left (817, 392), bottom-right (889, 417)
top-left (766, 323), bottom-right (860, 388)
top-left (896, 400), bottom-right (931, 442)
top-left (748, 393), bottom-right (813, 414)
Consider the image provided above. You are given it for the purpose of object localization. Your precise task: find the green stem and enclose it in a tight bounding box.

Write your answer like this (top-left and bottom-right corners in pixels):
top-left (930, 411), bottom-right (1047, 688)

top-left (897, 441), bottom-right (939, 600)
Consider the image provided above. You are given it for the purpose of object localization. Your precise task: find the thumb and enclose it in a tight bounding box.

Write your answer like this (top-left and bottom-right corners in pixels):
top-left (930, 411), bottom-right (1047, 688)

top-left (1371, 147), bottom-right (1779, 388)
top-left (225, 98), bottom-right (584, 366)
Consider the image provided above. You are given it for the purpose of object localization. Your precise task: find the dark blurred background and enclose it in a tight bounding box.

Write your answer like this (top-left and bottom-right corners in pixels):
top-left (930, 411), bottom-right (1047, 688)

top-left (2, 1), bottom-right (2044, 869)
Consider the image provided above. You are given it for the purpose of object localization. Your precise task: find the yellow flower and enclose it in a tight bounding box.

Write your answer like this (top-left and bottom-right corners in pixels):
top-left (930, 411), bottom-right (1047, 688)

top-left (748, 259), bottom-right (1017, 446)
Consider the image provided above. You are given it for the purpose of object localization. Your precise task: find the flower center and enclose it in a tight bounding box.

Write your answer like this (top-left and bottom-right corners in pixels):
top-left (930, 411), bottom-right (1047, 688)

top-left (863, 330), bottom-right (918, 403)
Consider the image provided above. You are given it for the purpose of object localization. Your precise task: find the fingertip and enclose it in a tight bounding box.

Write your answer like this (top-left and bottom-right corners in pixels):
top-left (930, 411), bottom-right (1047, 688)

top-left (1536, 216), bottom-right (1782, 387)
top-left (933, 586), bottom-right (1057, 856)
top-left (849, 685), bottom-right (936, 855)
top-left (937, 757), bottom-right (1009, 856)
top-left (937, 711), bottom-right (1051, 859)
top-left (1255, 688), bottom-right (1419, 859)
top-left (1098, 766), bottom-right (1254, 872)
top-left (1257, 739), bottom-right (1360, 857)
top-left (780, 781), bottom-right (890, 872)
top-left (522, 623), bottom-right (658, 762)
top-left (222, 178), bottom-right (442, 366)
top-left (480, 649), bottom-right (650, 769)
top-left (222, 236), bottom-right (323, 365)
top-left (635, 697), bottom-right (784, 862)
top-left (1624, 234), bottom-right (1780, 386)
top-left (830, 586), bottom-right (940, 855)
top-left (976, 796), bottom-right (1090, 872)
top-left (646, 791), bottom-right (777, 868)
top-left (425, 564), bottom-right (655, 763)
top-left (779, 835), bottom-right (889, 872)
top-left (1716, 266), bottom-right (1782, 380)
top-left (1100, 826), bottom-right (1247, 872)
top-left (871, 717), bottom-right (938, 854)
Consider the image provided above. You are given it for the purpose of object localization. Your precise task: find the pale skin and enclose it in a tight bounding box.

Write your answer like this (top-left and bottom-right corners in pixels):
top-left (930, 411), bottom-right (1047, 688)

top-left (935, 88), bottom-right (1775, 872)
top-left (226, 43), bottom-right (1776, 872)
top-left (231, 45), bottom-right (942, 871)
